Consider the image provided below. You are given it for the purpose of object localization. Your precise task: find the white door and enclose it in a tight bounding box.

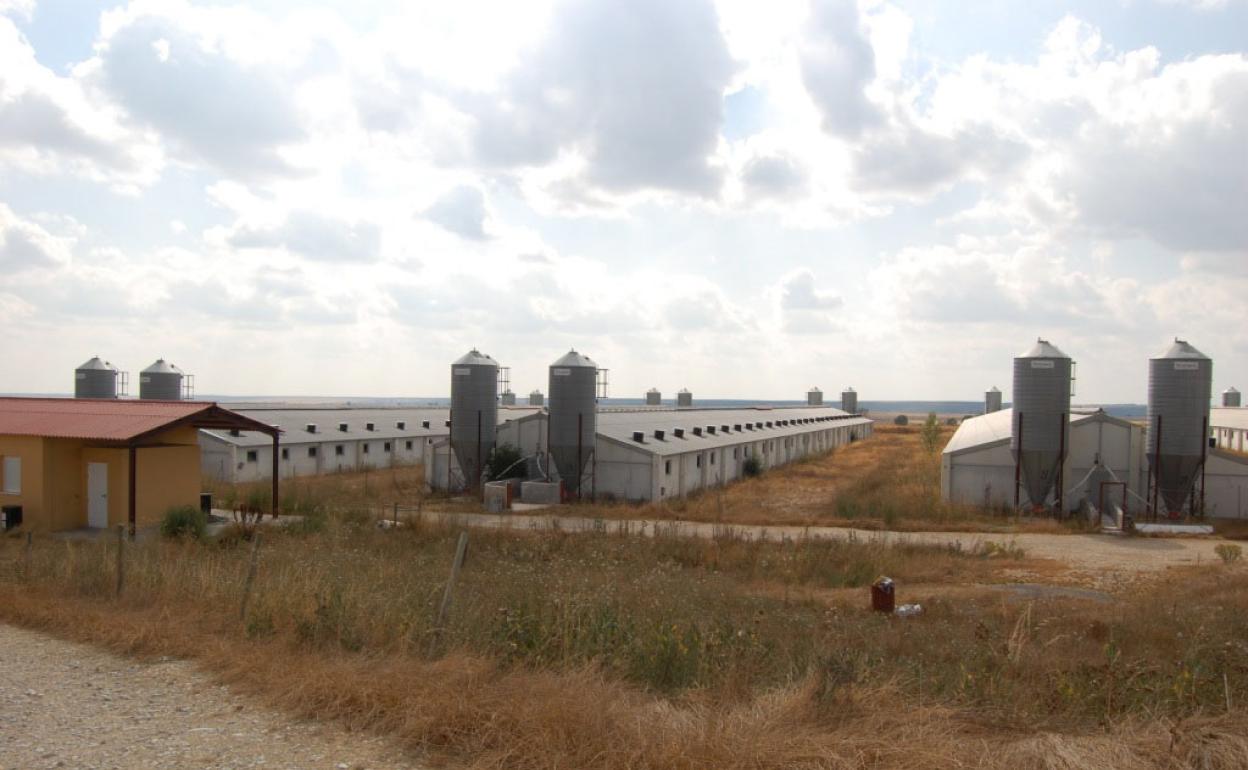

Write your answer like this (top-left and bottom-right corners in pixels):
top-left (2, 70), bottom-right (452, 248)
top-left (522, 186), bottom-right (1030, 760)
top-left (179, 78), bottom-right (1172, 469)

top-left (87, 462), bottom-right (109, 528)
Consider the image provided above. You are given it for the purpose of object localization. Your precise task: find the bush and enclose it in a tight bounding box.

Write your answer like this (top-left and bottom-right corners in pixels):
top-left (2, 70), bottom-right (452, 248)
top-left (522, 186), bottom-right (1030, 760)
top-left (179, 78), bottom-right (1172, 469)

top-left (487, 443), bottom-right (526, 481)
top-left (742, 455), bottom-right (762, 478)
top-left (160, 505), bottom-right (207, 540)
top-left (921, 412), bottom-right (941, 453)
top-left (893, 414), bottom-right (909, 426)
top-left (1215, 543), bottom-right (1243, 565)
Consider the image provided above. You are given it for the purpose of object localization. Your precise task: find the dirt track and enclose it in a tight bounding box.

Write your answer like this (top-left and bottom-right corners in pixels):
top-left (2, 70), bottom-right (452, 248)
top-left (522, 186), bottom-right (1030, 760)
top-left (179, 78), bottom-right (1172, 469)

top-left (425, 511), bottom-right (1232, 575)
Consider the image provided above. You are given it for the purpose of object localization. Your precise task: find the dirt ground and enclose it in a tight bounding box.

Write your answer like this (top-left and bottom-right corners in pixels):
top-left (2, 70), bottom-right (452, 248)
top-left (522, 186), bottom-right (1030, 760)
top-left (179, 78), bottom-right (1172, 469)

top-left (0, 624), bottom-right (417, 770)
top-left (425, 510), bottom-right (1233, 581)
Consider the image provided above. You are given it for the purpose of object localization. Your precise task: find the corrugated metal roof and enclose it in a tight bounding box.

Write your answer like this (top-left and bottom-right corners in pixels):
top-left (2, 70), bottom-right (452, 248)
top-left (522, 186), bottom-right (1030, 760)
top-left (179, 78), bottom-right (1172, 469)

top-left (1018, 338), bottom-right (1070, 359)
top-left (1212, 407), bottom-right (1248, 432)
top-left (201, 405), bottom-right (541, 447)
top-left (141, 358), bottom-right (183, 374)
top-left (1154, 339), bottom-right (1209, 360)
top-left (76, 356), bottom-right (116, 371)
top-left (594, 406), bottom-right (872, 457)
top-left (551, 350), bottom-right (597, 368)
top-left (452, 349), bottom-right (498, 367)
top-left (943, 408), bottom-right (1107, 456)
top-left (0, 397), bottom-right (249, 441)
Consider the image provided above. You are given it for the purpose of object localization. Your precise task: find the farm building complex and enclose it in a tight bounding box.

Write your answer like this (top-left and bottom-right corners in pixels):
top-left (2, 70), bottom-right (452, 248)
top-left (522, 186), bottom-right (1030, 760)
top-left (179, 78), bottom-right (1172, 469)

top-left (427, 405), bottom-right (873, 501)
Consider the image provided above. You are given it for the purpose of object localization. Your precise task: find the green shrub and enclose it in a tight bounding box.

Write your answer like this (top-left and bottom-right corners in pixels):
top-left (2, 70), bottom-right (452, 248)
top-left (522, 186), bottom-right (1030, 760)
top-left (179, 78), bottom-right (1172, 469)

top-left (487, 443), bottom-right (526, 481)
top-left (742, 455), bottom-right (762, 478)
top-left (160, 505), bottom-right (207, 540)
top-left (1215, 543), bottom-right (1242, 565)
top-left (894, 414), bottom-right (910, 426)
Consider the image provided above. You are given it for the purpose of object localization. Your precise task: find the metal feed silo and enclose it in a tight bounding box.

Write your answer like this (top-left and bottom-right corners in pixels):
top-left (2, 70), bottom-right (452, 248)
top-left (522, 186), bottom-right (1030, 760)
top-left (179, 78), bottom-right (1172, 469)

top-left (985, 386), bottom-right (1003, 414)
top-left (74, 356), bottom-right (120, 399)
top-left (450, 349), bottom-right (499, 490)
top-left (677, 388), bottom-right (693, 408)
top-left (528, 389), bottom-right (544, 406)
top-left (645, 388), bottom-right (662, 406)
top-left (807, 387), bottom-right (823, 406)
top-left (841, 387), bottom-right (857, 414)
top-left (548, 350), bottom-right (597, 497)
top-left (139, 359), bottom-right (186, 400)
top-left (1011, 339), bottom-right (1073, 510)
top-left (501, 389), bottom-right (516, 406)
top-left (1147, 339), bottom-right (1212, 517)
top-left (1224, 387), bottom-right (1241, 408)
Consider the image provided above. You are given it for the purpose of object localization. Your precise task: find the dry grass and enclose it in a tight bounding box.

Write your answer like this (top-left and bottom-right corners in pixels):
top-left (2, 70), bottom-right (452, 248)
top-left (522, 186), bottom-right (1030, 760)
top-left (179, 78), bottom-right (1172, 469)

top-left (3, 520), bottom-right (1248, 769)
top-left (581, 426), bottom-right (1076, 533)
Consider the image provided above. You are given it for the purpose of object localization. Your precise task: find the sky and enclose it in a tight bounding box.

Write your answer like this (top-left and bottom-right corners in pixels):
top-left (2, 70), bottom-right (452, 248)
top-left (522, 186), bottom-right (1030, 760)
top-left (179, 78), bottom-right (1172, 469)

top-left (0, 0), bottom-right (1245, 402)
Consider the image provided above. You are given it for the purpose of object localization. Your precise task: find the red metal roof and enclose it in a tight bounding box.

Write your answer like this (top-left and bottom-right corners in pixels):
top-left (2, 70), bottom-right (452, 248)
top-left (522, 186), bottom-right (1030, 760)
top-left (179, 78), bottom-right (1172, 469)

top-left (0, 397), bottom-right (278, 442)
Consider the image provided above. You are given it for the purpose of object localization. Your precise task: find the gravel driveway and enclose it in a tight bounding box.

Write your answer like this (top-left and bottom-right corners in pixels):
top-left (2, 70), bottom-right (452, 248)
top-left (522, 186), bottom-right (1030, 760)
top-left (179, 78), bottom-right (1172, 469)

top-left (0, 624), bottom-right (418, 770)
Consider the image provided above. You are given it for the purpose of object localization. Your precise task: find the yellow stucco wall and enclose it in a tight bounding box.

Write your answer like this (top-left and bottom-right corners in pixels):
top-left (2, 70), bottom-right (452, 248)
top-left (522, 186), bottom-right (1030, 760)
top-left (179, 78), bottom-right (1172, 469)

top-left (0, 435), bottom-right (44, 529)
top-left (0, 424), bottom-right (202, 532)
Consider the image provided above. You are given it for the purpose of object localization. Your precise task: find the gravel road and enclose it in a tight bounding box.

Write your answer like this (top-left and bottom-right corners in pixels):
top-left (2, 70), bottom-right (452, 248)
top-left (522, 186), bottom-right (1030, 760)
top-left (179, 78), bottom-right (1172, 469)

top-left (0, 624), bottom-right (418, 770)
top-left (423, 511), bottom-right (1232, 575)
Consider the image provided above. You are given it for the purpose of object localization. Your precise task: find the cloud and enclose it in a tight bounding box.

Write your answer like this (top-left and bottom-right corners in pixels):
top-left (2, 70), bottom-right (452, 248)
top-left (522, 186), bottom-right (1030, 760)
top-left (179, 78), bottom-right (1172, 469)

top-left (228, 211), bottom-right (381, 262)
top-left (423, 185), bottom-right (489, 240)
top-left (779, 270), bottom-right (842, 311)
top-left (91, 7), bottom-right (304, 178)
top-left (799, 0), bottom-right (882, 139)
top-left (741, 153), bottom-right (808, 199)
top-left (463, 0), bottom-right (734, 196)
top-left (852, 122), bottom-right (1028, 197)
top-left (0, 203), bottom-right (71, 273)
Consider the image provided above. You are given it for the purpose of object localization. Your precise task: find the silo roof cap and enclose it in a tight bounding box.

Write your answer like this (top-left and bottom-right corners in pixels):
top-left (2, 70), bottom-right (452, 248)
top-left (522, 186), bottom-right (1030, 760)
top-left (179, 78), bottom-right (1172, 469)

top-left (141, 358), bottom-right (183, 374)
top-left (988, 386), bottom-right (1001, 392)
top-left (530, 389), bottom-right (543, 396)
top-left (809, 386), bottom-right (822, 392)
top-left (843, 386), bottom-right (855, 392)
top-left (1154, 339), bottom-right (1209, 360)
top-left (677, 387), bottom-right (691, 394)
top-left (1018, 338), bottom-right (1070, 359)
top-left (453, 348), bottom-right (498, 366)
top-left (552, 349), bottom-right (597, 368)
top-left (77, 356), bottom-right (115, 371)
top-left (1227, 386), bottom-right (1240, 394)
top-left (647, 387), bottom-right (661, 394)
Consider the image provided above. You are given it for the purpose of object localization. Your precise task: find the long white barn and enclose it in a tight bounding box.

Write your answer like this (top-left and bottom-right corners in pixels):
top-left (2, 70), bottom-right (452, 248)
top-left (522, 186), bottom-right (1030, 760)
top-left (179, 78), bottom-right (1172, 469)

top-left (425, 405), bottom-right (873, 501)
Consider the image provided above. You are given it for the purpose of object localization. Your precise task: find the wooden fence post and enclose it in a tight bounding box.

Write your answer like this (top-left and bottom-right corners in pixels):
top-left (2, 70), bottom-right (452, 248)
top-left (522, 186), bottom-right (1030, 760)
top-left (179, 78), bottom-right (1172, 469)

top-left (429, 531), bottom-right (470, 656)
top-left (23, 531), bottom-right (32, 581)
top-left (239, 532), bottom-right (262, 621)
top-left (115, 525), bottom-right (125, 597)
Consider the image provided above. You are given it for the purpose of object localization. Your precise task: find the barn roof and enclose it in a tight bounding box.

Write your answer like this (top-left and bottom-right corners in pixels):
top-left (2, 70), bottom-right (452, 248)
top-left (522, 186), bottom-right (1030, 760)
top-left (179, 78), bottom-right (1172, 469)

top-left (0, 397), bottom-right (279, 444)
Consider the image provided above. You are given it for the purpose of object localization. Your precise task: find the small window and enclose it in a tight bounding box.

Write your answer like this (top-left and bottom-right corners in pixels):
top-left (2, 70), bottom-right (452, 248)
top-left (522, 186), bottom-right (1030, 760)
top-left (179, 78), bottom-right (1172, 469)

top-left (405, 440), bottom-right (413, 451)
top-left (2, 456), bottom-right (20, 494)
top-left (696, 454), bottom-right (702, 468)
top-left (363, 443), bottom-right (370, 455)
top-left (665, 460), bottom-right (671, 475)
top-left (733, 448), bottom-right (739, 459)
top-left (246, 450), bottom-right (258, 463)
top-left (335, 445), bottom-right (344, 456)
top-left (281, 448), bottom-right (289, 461)
top-left (384, 442), bottom-right (392, 452)
top-left (710, 452), bottom-right (715, 465)
top-left (308, 447), bottom-right (318, 458)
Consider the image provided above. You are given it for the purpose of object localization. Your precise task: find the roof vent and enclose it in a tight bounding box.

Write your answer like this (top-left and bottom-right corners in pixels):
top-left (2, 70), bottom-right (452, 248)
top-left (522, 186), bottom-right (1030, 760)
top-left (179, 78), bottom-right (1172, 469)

top-left (746, 424), bottom-right (754, 430)
top-left (755, 422), bottom-right (763, 429)
top-left (421, 420), bottom-right (430, 429)
top-left (692, 427), bottom-right (703, 436)
top-left (734, 423), bottom-right (742, 431)
top-left (706, 426), bottom-right (716, 435)
top-left (306, 423), bottom-right (318, 433)
top-left (654, 429), bottom-right (665, 441)
top-left (673, 428), bottom-right (685, 438)
top-left (338, 422), bottom-right (349, 432)
top-left (444, 419), bottom-right (451, 428)
top-left (766, 421), bottom-right (774, 428)
top-left (229, 429), bottom-right (240, 437)
top-left (366, 422), bottom-right (376, 432)
top-left (396, 421), bottom-right (406, 430)
top-left (721, 424), bottom-right (730, 433)
top-left (632, 431), bottom-right (645, 443)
